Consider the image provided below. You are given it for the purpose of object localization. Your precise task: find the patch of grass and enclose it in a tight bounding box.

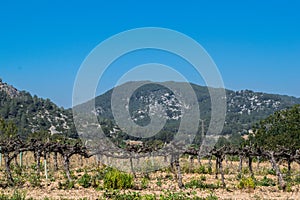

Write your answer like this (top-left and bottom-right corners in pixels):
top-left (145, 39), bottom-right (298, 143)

top-left (236, 172), bottom-right (243, 180)
top-left (237, 176), bottom-right (256, 190)
top-left (267, 168), bottom-right (276, 176)
top-left (28, 173), bottom-right (41, 187)
top-left (103, 190), bottom-right (155, 200)
top-left (103, 168), bottom-right (133, 190)
top-left (161, 190), bottom-right (218, 200)
top-left (281, 167), bottom-right (289, 174)
top-left (207, 166), bottom-right (213, 174)
top-left (256, 176), bottom-right (275, 187)
top-left (286, 182), bottom-right (292, 192)
top-left (200, 175), bottom-right (206, 181)
top-left (141, 176), bottom-right (150, 189)
top-left (165, 173), bottom-right (173, 180)
top-left (224, 167), bottom-right (230, 175)
top-left (205, 192), bottom-right (219, 200)
top-left (293, 175), bottom-right (300, 184)
top-left (58, 180), bottom-right (75, 190)
top-left (185, 179), bottom-right (219, 190)
top-left (181, 162), bottom-right (193, 174)
top-left (75, 168), bottom-right (84, 173)
top-left (12, 165), bottom-right (23, 176)
top-left (77, 171), bottom-right (91, 188)
top-left (242, 168), bottom-right (250, 175)
top-left (0, 190), bottom-right (26, 200)
top-left (156, 179), bottom-right (162, 187)
top-left (196, 165), bottom-right (209, 174)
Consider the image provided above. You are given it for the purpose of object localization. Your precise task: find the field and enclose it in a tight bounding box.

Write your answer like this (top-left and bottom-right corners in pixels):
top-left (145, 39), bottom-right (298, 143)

top-left (0, 153), bottom-right (299, 200)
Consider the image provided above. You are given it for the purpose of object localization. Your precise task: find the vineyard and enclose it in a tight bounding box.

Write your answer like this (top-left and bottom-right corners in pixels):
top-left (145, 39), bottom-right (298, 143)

top-left (0, 106), bottom-right (299, 199)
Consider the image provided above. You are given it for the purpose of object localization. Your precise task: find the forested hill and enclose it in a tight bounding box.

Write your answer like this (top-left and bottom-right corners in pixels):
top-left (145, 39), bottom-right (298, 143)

top-left (1, 78), bottom-right (300, 141)
top-left (0, 79), bottom-right (76, 138)
top-left (84, 81), bottom-right (300, 136)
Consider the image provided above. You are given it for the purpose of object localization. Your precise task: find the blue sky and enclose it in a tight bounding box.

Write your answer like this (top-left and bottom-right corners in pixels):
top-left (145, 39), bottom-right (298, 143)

top-left (0, 0), bottom-right (299, 108)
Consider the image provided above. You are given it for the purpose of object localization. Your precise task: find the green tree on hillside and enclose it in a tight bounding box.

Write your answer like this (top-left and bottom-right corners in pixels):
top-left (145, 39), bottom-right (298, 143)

top-left (250, 105), bottom-right (300, 151)
top-left (249, 105), bottom-right (300, 190)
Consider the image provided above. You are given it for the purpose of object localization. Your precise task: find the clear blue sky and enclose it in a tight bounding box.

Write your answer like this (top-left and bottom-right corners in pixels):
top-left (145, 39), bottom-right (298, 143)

top-left (0, 0), bottom-right (299, 108)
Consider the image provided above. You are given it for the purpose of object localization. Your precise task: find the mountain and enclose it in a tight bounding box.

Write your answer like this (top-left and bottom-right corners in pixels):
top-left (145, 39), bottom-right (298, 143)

top-left (0, 79), bottom-right (76, 138)
top-left (79, 81), bottom-right (300, 139)
top-left (1, 78), bottom-right (299, 145)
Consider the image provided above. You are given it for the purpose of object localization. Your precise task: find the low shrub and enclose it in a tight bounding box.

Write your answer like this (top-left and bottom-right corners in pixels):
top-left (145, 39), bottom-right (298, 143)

top-left (257, 176), bottom-right (275, 187)
top-left (196, 165), bottom-right (208, 174)
top-left (237, 177), bottom-right (256, 189)
top-left (103, 168), bottom-right (133, 190)
top-left (267, 168), bottom-right (276, 175)
top-left (77, 172), bottom-right (92, 188)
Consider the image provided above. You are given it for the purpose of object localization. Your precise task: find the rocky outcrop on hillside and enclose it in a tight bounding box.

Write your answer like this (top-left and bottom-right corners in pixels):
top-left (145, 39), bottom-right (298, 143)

top-left (0, 79), bottom-right (20, 98)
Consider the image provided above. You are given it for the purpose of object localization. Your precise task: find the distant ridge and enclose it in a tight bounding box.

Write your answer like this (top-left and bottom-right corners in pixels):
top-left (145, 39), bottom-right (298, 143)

top-left (1, 78), bottom-right (299, 142)
top-left (77, 81), bottom-right (300, 136)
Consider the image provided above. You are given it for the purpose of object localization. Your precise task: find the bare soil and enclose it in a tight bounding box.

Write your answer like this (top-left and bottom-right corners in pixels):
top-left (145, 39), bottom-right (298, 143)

top-left (0, 154), bottom-right (299, 199)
